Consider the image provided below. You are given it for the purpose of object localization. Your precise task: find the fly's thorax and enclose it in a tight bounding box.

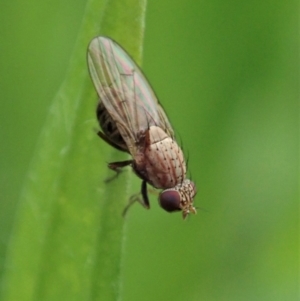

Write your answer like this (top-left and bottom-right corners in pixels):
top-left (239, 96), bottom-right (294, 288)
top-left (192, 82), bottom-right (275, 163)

top-left (134, 126), bottom-right (186, 189)
top-left (96, 102), bottom-right (128, 152)
top-left (159, 179), bottom-right (197, 219)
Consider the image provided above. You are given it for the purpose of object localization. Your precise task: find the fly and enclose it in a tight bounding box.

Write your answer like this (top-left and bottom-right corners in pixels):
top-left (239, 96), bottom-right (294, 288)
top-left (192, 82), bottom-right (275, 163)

top-left (87, 36), bottom-right (197, 219)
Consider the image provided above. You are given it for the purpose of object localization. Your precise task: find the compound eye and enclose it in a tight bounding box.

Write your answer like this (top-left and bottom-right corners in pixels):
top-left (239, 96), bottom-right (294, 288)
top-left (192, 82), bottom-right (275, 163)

top-left (159, 190), bottom-right (181, 213)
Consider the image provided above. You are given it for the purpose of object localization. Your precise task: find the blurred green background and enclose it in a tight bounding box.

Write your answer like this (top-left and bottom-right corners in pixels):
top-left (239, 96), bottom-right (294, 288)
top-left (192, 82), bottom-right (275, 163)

top-left (0, 1), bottom-right (298, 301)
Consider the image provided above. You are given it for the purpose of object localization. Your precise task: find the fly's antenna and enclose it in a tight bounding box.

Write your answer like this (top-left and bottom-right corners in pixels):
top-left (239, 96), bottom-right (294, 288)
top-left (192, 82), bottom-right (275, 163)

top-left (185, 148), bottom-right (190, 167)
top-left (188, 168), bottom-right (193, 182)
top-left (176, 129), bottom-right (187, 157)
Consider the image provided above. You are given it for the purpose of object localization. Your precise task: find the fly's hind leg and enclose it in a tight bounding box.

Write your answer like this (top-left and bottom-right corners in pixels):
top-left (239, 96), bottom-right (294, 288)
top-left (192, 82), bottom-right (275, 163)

top-left (97, 130), bottom-right (131, 182)
top-left (105, 159), bottom-right (133, 183)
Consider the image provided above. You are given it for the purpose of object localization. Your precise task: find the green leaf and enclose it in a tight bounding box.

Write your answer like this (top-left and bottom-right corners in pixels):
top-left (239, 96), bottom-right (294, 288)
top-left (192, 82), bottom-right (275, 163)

top-left (1, 0), bottom-right (147, 300)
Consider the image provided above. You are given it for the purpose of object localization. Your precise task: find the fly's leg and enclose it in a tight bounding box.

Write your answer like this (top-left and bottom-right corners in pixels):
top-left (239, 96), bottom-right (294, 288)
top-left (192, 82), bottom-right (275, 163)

top-left (97, 131), bottom-right (131, 182)
top-left (122, 180), bottom-right (150, 217)
top-left (141, 180), bottom-right (150, 208)
top-left (105, 160), bottom-right (133, 183)
top-left (122, 193), bottom-right (142, 217)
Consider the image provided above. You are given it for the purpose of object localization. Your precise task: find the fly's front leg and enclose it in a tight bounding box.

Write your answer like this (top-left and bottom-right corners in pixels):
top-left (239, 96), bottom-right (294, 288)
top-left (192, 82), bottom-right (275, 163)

top-left (122, 180), bottom-right (150, 217)
top-left (105, 160), bottom-right (133, 183)
top-left (141, 180), bottom-right (150, 209)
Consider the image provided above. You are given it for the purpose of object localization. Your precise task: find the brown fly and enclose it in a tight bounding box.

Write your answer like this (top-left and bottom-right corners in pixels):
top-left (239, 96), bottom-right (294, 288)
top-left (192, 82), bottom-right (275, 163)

top-left (87, 36), bottom-right (197, 219)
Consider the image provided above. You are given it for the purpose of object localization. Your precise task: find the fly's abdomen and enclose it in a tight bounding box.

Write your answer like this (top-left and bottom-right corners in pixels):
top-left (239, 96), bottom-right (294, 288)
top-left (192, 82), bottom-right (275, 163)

top-left (96, 102), bottom-right (128, 152)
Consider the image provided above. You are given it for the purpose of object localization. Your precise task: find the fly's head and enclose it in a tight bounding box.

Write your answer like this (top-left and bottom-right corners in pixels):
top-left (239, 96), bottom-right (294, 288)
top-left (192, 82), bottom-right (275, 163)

top-left (159, 179), bottom-right (197, 219)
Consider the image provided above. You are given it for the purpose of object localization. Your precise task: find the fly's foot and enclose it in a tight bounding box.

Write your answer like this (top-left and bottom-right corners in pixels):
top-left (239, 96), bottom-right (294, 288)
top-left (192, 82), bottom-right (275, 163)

top-left (104, 168), bottom-right (123, 183)
top-left (122, 192), bottom-right (150, 217)
top-left (104, 160), bottom-right (133, 183)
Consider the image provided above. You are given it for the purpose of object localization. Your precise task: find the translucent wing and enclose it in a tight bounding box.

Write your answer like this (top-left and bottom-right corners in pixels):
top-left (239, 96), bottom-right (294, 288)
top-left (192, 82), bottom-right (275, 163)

top-left (87, 36), bottom-right (174, 156)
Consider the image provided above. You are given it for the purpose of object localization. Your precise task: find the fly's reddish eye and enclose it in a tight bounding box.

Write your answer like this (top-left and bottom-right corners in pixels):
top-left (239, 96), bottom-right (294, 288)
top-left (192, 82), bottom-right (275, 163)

top-left (159, 190), bottom-right (181, 212)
